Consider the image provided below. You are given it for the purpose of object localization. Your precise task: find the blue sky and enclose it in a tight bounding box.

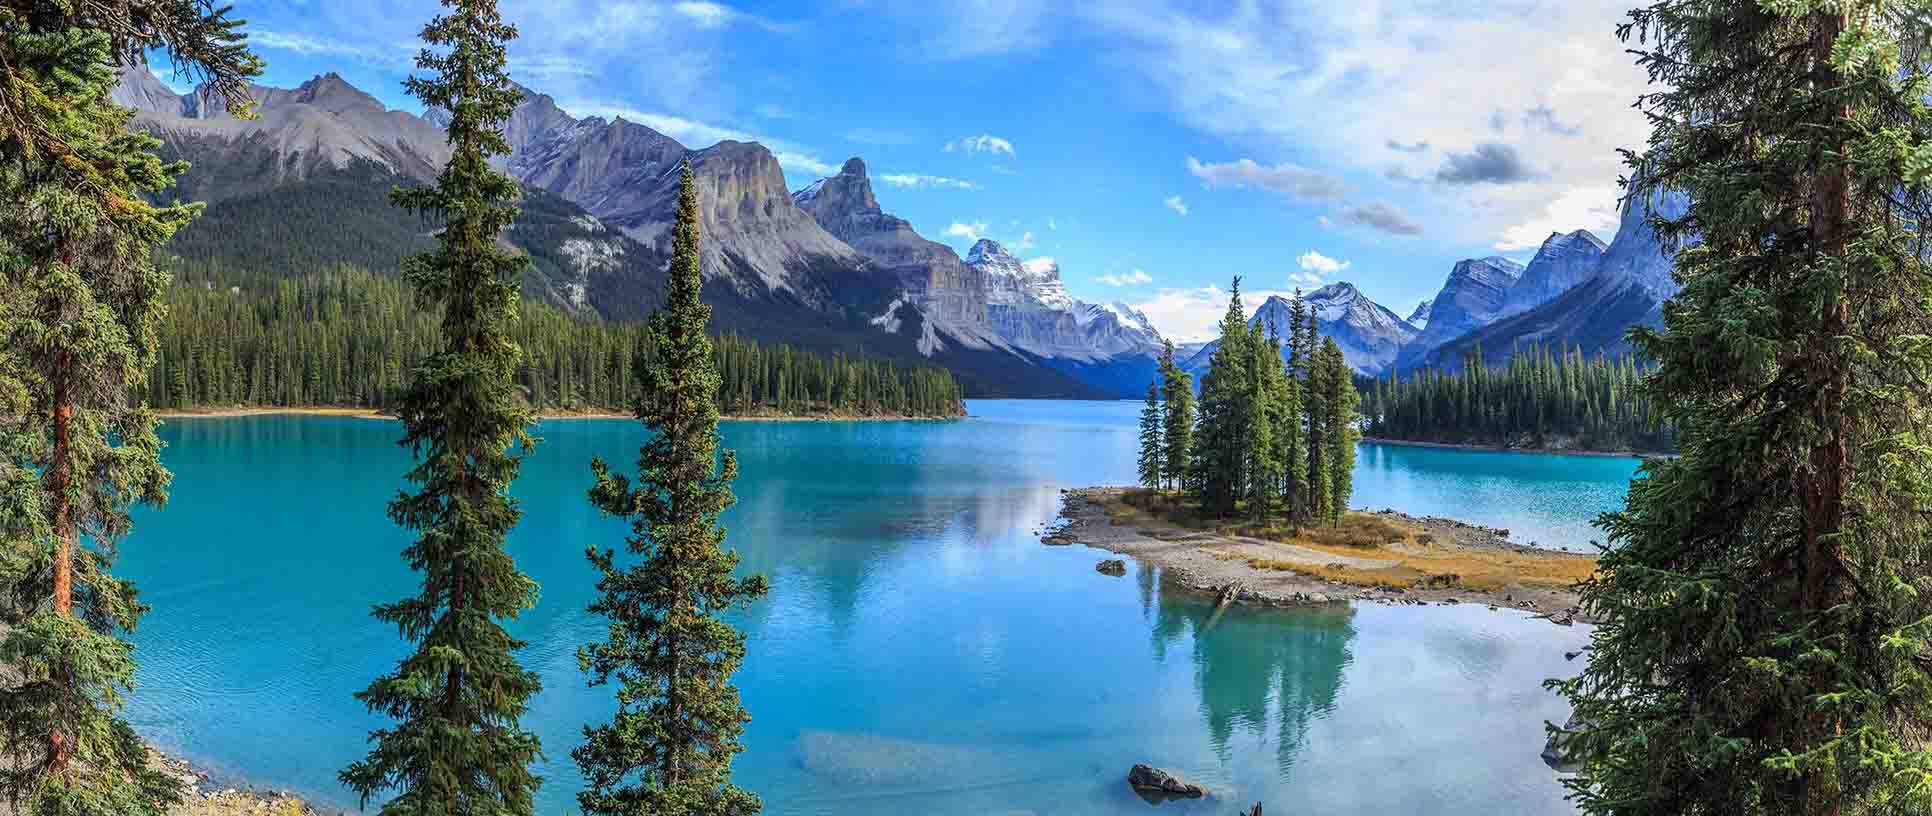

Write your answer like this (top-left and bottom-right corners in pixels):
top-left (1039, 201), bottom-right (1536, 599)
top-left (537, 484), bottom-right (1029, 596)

top-left (186, 0), bottom-right (1655, 342)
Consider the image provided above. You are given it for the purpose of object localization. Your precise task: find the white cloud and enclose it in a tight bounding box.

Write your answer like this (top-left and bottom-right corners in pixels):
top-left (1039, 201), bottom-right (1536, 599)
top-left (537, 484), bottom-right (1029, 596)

top-left (1094, 1), bottom-right (1652, 244)
top-left (945, 221), bottom-right (990, 242)
top-left (878, 173), bottom-right (981, 190)
top-left (1185, 156), bottom-right (1347, 202)
top-left (249, 30), bottom-right (414, 70)
top-left (671, 1), bottom-right (792, 32)
top-left (1023, 257), bottom-right (1057, 275)
top-left (1163, 195), bottom-right (1188, 217)
top-left (1296, 250), bottom-right (1350, 277)
top-left (1493, 183), bottom-right (1621, 251)
top-left (945, 134), bottom-right (1016, 157)
top-left (1012, 231), bottom-right (1035, 250)
top-left (1133, 285), bottom-right (1293, 343)
top-left (1098, 269), bottom-right (1154, 287)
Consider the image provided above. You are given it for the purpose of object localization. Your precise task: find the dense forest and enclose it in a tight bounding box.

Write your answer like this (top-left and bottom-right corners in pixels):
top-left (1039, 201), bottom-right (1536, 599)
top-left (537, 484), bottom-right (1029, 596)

top-left (1362, 344), bottom-right (1674, 453)
top-left (150, 262), bottom-right (966, 418)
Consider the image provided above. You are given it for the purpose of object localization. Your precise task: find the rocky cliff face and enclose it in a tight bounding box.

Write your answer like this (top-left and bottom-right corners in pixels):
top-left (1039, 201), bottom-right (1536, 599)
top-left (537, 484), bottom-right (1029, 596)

top-left (1500, 229), bottom-right (1606, 318)
top-left (1397, 256), bottom-right (1525, 370)
top-left (1407, 189), bottom-right (1690, 372)
top-left (1406, 299), bottom-right (1433, 329)
top-left (961, 239), bottom-right (1161, 361)
top-left (500, 86), bottom-right (866, 301)
top-left (1182, 284), bottom-right (1417, 377)
top-left (118, 68), bottom-right (452, 190)
top-left (792, 158), bottom-right (995, 342)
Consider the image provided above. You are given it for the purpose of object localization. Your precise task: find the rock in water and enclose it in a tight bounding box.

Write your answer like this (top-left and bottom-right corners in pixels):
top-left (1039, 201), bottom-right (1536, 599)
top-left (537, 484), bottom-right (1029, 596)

top-left (1126, 763), bottom-right (1205, 798)
top-left (1541, 713), bottom-right (1586, 773)
top-left (1096, 559), bottom-right (1127, 576)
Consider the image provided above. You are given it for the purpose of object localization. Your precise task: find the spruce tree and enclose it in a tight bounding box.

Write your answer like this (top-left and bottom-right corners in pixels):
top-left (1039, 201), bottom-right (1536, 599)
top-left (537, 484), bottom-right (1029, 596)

top-left (1551, 3), bottom-right (1932, 814)
top-left (1191, 278), bottom-right (1251, 517)
top-left (0, 6), bottom-right (256, 814)
top-left (340, 2), bottom-right (544, 812)
top-left (576, 163), bottom-right (769, 816)
top-left (1318, 339), bottom-right (1359, 527)
top-left (1269, 320), bottom-right (1304, 526)
top-left (1157, 340), bottom-right (1193, 492)
top-left (1137, 379), bottom-right (1164, 490)
top-left (1245, 318), bottom-right (1277, 524)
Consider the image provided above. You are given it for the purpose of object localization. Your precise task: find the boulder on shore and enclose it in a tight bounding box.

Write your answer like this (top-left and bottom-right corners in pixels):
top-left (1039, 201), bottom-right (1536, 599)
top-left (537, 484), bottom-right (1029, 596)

top-left (1542, 713), bottom-right (1586, 773)
top-left (1096, 559), bottom-right (1127, 576)
top-left (1126, 763), bottom-right (1205, 798)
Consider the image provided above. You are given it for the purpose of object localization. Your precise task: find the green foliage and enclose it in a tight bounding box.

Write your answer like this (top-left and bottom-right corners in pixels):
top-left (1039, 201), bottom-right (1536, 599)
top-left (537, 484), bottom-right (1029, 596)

top-left (577, 163), bottom-right (767, 816)
top-left (1140, 282), bottom-right (1360, 529)
top-left (1136, 380), bottom-right (1163, 489)
top-left (0, 4), bottom-right (255, 814)
top-left (1550, 2), bottom-right (1932, 814)
top-left (147, 262), bottom-right (965, 418)
top-left (1364, 344), bottom-right (1674, 453)
top-left (1158, 340), bottom-right (1193, 491)
top-left (340, 2), bottom-right (544, 812)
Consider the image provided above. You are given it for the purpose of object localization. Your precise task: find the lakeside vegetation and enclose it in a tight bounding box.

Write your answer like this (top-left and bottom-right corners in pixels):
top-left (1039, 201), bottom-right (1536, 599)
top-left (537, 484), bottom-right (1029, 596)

top-left (1363, 345), bottom-right (1675, 454)
top-left (151, 263), bottom-right (966, 419)
top-left (1140, 280), bottom-right (1362, 528)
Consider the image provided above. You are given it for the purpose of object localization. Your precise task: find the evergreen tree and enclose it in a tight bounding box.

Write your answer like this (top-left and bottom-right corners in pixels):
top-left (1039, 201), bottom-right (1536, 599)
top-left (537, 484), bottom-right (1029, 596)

top-left (1158, 340), bottom-right (1193, 492)
top-left (1191, 278), bottom-right (1250, 517)
top-left (340, 2), bottom-right (544, 812)
top-left (576, 163), bottom-right (769, 816)
top-left (1291, 290), bottom-right (1327, 523)
top-left (0, 5), bottom-right (256, 814)
top-left (1269, 320), bottom-right (1305, 526)
top-left (1551, 4), bottom-right (1932, 814)
top-left (1318, 339), bottom-right (1359, 527)
top-left (1136, 379), bottom-right (1164, 490)
top-left (1245, 317), bottom-right (1278, 524)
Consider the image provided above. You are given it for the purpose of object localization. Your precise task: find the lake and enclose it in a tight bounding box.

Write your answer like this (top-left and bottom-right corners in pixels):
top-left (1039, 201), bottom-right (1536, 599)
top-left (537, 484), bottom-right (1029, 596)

top-left (121, 400), bottom-right (1632, 814)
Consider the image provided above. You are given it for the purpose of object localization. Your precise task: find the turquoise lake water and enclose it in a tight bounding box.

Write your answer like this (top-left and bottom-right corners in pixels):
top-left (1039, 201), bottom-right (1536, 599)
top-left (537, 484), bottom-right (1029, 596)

top-left (120, 400), bottom-right (1634, 814)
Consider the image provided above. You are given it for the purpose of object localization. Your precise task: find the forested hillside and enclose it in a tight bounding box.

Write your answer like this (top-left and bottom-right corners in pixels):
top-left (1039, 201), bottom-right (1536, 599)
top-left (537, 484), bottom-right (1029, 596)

top-left (1362, 345), bottom-right (1673, 453)
top-left (151, 263), bottom-right (965, 418)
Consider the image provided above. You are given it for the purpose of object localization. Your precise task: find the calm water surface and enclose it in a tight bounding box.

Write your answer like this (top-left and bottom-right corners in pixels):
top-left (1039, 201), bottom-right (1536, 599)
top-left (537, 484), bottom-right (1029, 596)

top-left (122, 400), bottom-right (1627, 814)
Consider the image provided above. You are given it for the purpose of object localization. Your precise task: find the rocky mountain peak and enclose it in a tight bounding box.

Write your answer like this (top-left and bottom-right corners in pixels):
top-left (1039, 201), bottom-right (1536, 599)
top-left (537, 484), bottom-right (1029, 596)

top-left (290, 72), bottom-right (384, 114)
top-left (791, 156), bottom-right (879, 215)
top-left (966, 239), bottom-right (1020, 272)
top-left (1407, 298), bottom-right (1433, 328)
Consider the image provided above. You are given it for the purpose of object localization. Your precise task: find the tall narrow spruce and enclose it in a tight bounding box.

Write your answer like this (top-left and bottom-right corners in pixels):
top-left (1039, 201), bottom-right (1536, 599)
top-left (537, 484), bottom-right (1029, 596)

top-left (339, 1), bottom-right (544, 812)
top-left (1552, 3), bottom-right (1932, 814)
top-left (0, 5), bottom-right (258, 814)
top-left (576, 162), bottom-right (770, 816)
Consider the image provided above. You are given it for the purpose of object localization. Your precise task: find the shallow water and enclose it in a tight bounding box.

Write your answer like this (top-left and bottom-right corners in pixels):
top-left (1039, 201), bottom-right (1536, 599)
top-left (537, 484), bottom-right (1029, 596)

top-left (121, 400), bottom-right (1623, 814)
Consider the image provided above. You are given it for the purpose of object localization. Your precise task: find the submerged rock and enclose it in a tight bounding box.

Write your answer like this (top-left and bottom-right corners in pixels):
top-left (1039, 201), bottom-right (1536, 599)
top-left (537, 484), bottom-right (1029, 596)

top-left (1096, 559), bottom-right (1127, 576)
top-left (1542, 713), bottom-right (1586, 773)
top-left (1127, 763), bottom-right (1205, 798)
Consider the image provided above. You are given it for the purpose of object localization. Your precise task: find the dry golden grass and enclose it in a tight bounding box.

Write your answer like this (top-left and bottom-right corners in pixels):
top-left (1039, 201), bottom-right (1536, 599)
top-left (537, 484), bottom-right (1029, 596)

top-left (171, 792), bottom-right (311, 816)
top-left (1102, 488), bottom-right (1597, 594)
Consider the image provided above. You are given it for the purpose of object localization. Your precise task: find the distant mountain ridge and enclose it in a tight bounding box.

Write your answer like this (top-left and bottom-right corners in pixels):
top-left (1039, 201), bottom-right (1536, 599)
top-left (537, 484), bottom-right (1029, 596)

top-left (112, 64), bottom-right (1156, 399)
top-left (1182, 283), bottom-right (1420, 378)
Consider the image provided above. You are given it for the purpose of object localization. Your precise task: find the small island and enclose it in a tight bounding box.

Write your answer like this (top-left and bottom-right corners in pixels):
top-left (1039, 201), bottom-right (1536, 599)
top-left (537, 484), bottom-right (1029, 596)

top-left (1053, 487), bottom-right (1597, 624)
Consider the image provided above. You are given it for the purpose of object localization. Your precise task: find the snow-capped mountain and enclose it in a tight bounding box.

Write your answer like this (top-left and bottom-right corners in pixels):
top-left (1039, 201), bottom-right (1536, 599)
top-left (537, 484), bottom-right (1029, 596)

top-left (1499, 229), bottom-right (1607, 318)
top-left (1181, 283), bottom-right (1418, 377)
top-left (1395, 256), bottom-right (1526, 371)
top-left (1412, 188), bottom-right (1689, 372)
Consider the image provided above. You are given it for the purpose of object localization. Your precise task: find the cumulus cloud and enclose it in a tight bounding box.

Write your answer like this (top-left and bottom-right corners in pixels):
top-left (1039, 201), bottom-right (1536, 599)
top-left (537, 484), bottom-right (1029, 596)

top-left (1185, 156), bottom-right (1346, 203)
top-left (1493, 184), bottom-right (1621, 251)
top-left (945, 134), bottom-right (1016, 157)
top-left (878, 173), bottom-right (981, 190)
top-left (1337, 201), bottom-right (1424, 236)
top-left (1163, 195), bottom-right (1189, 216)
top-left (1437, 142), bottom-right (1538, 185)
top-left (1098, 269), bottom-right (1154, 287)
top-left (1132, 285), bottom-right (1293, 343)
top-left (1089, 0), bottom-right (1652, 244)
top-left (1297, 250), bottom-right (1350, 275)
top-left (1386, 139), bottom-right (1430, 153)
top-left (1023, 256), bottom-right (1057, 275)
top-left (945, 221), bottom-right (990, 242)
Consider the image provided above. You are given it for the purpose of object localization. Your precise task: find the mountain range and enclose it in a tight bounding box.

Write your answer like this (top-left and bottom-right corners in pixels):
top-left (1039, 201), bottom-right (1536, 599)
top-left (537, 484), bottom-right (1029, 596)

top-left (115, 65), bottom-right (1168, 399)
top-left (114, 63), bottom-right (1681, 395)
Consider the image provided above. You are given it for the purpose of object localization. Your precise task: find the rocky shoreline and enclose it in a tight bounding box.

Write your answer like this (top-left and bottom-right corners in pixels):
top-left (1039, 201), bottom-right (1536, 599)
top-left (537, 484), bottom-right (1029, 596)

top-left (1050, 487), bottom-right (1595, 625)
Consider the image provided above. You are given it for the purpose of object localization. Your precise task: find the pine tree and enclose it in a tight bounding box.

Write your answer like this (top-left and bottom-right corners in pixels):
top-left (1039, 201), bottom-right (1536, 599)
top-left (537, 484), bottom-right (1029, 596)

top-left (1550, 4), bottom-right (1932, 814)
top-left (1290, 290), bottom-right (1327, 523)
top-left (1158, 340), bottom-right (1193, 492)
top-left (1270, 320), bottom-right (1305, 526)
top-left (576, 163), bottom-right (769, 816)
top-left (1191, 278), bottom-right (1251, 517)
top-left (339, 2), bottom-right (544, 812)
top-left (1137, 379), bottom-right (1164, 490)
top-left (0, 6), bottom-right (257, 814)
top-left (1319, 339), bottom-right (1359, 527)
top-left (1245, 317), bottom-right (1277, 524)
